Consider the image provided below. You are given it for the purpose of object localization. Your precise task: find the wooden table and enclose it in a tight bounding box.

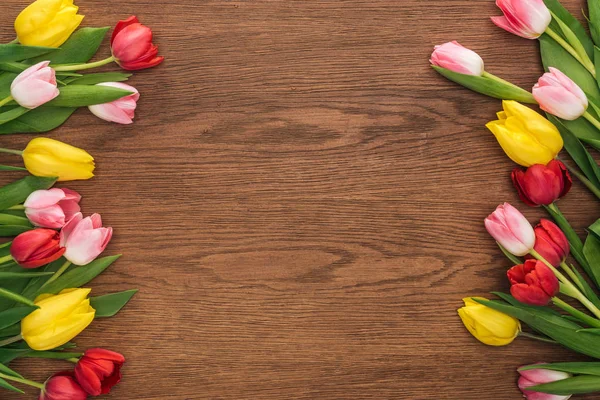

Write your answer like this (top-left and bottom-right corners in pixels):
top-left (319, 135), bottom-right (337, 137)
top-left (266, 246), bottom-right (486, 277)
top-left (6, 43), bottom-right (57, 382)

top-left (1, 0), bottom-right (597, 398)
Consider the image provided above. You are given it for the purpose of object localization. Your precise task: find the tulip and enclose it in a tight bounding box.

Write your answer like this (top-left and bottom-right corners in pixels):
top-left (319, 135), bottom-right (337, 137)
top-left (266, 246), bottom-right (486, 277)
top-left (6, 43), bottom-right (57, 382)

top-left (10, 228), bottom-right (65, 268)
top-left (518, 364), bottom-right (572, 400)
top-left (512, 160), bottom-right (571, 206)
top-left (21, 288), bottom-right (95, 351)
top-left (533, 219), bottom-right (570, 267)
top-left (14, 0), bottom-right (84, 48)
top-left (508, 259), bottom-right (559, 306)
top-left (40, 371), bottom-right (88, 400)
top-left (486, 100), bottom-right (563, 167)
top-left (485, 203), bottom-right (535, 256)
top-left (457, 297), bottom-right (521, 346)
top-left (75, 348), bottom-right (125, 396)
top-left (88, 82), bottom-right (140, 124)
top-left (61, 213), bottom-right (112, 266)
top-left (22, 137), bottom-right (95, 181)
top-left (430, 41), bottom-right (484, 76)
top-left (24, 188), bottom-right (81, 229)
top-left (533, 68), bottom-right (588, 120)
top-left (111, 16), bottom-right (164, 71)
top-left (10, 61), bottom-right (59, 109)
top-left (491, 0), bottom-right (551, 39)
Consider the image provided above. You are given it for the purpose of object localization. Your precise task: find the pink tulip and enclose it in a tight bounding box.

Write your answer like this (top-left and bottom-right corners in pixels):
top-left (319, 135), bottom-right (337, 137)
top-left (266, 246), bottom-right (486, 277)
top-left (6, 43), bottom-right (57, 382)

top-left (10, 61), bottom-right (59, 109)
top-left (430, 41), bottom-right (485, 76)
top-left (518, 364), bottom-right (572, 400)
top-left (24, 188), bottom-right (81, 229)
top-left (491, 0), bottom-right (551, 39)
top-left (533, 67), bottom-right (588, 120)
top-left (485, 203), bottom-right (535, 256)
top-left (88, 82), bottom-right (139, 124)
top-left (60, 212), bottom-right (113, 266)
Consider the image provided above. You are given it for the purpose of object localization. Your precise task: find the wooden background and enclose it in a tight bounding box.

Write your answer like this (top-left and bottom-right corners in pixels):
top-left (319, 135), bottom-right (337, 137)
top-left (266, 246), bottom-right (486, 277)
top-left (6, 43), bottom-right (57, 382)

top-left (0, 0), bottom-right (598, 398)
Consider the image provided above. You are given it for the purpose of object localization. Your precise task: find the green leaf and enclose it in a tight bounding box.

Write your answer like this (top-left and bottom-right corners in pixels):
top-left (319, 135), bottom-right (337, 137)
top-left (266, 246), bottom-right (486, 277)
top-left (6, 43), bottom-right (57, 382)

top-left (590, 0), bottom-right (600, 46)
top-left (0, 325), bottom-right (21, 339)
top-left (544, 0), bottom-right (595, 60)
top-left (91, 289), bottom-right (138, 318)
top-left (0, 348), bottom-right (30, 364)
top-left (0, 271), bottom-right (53, 279)
top-left (0, 107), bottom-right (29, 126)
top-left (65, 72), bottom-right (132, 85)
top-left (520, 362), bottom-right (600, 376)
top-left (30, 27), bottom-right (109, 64)
top-left (497, 243), bottom-right (523, 265)
top-left (46, 85), bottom-right (133, 107)
top-left (0, 176), bottom-right (56, 211)
top-left (552, 13), bottom-right (592, 66)
top-left (0, 363), bottom-right (22, 379)
top-left (431, 66), bottom-right (536, 103)
top-left (20, 258), bottom-right (65, 300)
top-left (583, 234), bottom-right (600, 289)
top-left (0, 106), bottom-right (76, 134)
top-left (0, 377), bottom-right (23, 394)
top-left (0, 288), bottom-right (37, 307)
top-left (0, 62), bottom-right (27, 74)
top-left (0, 73), bottom-right (16, 100)
top-left (531, 375), bottom-right (600, 395)
top-left (0, 225), bottom-right (31, 237)
top-left (39, 255), bottom-right (121, 295)
top-left (0, 307), bottom-right (36, 331)
top-left (0, 214), bottom-right (30, 227)
top-left (0, 165), bottom-right (26, 172)
top-left (540, 34), bottom-right (600, 102)
top-left (0, 44), bottom-right (55, 63)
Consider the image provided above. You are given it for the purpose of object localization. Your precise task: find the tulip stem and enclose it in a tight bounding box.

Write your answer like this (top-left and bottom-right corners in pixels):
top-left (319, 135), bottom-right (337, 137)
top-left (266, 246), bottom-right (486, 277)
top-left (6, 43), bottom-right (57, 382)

top-left (0, 334), bottom-right (22, 348)
top-left (0, 147), bottom-right (22, 156)
top-left (553, 297), bottom-right (600, 328)
top-left (0, 288), bottom-right (36, 307)
top-left (8, 38), bottom-right (18, 44)
top-left (0, 254), bottom-right (13, 265)
top-left (481, 72), bottom-right (537, 103)
top-left (518, 331), bottom-right (557, 344)
top-left (531, 249), bottom-right (600, 319)
top-left (0, 371), bottom-right (43, 390)
top-left (67, 358), bottom-right (79, 363)
top-left (0, 95), bottom-right (13, 108)
top-left (584, 110), bottom-right (600, 131)
top-left (559, 162), bottom-right (600, 201)
top-left (560, 261), bottom-right (585, 292)
top-left (39, 260), bottom-right (71, 290)
top-left (7, 205), bottom-right (24, 211)
top-left (53, 55), bottom-right (116, 72)
top-left (545, 28), bottom-right (596, 77)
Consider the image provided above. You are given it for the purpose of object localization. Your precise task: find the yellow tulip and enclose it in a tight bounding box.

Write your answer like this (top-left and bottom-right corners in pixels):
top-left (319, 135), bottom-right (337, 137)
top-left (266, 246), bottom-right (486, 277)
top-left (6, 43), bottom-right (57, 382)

top-left (486, 100), bottom-right (563, 167)
top-left (15, 0), bottom-right (84, 47)
top-left (21, 288), bottom-right (95, 351)
top-left (457, 297), bottom-right (521, 346)
top-left (22, 137), bottom-right (95, 181)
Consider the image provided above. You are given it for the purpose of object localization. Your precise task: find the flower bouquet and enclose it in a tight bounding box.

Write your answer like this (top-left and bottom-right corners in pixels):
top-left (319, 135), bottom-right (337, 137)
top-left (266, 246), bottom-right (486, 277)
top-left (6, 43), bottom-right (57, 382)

top-left (0, 0), bottom-right (163, 397)
top-left (432, 0), bottom-right (600, 398)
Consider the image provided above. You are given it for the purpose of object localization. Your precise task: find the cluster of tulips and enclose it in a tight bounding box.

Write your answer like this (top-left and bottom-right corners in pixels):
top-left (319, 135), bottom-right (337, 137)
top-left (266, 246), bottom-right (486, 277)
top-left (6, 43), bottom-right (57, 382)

top-left (0, 0), bottom-right (164, 398)
top-left (432, 0), bottom-right (600, 398)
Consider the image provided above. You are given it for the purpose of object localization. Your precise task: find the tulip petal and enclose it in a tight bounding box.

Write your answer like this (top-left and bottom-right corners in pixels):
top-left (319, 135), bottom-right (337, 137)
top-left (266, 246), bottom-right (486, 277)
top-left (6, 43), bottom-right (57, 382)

top-left (24, 188), bottom-right (66, 209)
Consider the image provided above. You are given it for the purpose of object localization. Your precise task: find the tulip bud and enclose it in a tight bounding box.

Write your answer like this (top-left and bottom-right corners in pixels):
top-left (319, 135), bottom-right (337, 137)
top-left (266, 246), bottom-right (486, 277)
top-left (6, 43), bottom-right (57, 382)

top-left (10, 61), bottom-right (59, 109)
top-left (10, 228), bottom-right (65, 268)
top-left (88, 82), bottom-right (140, 124)
top-left (40, 371), bottom-right (88, 400)
top-left (457, 297), bottom-right (521, 346)
top-left (486, 101), bottom-right (563, 167)
top-left (111, 16), bottom-right (164, 71)
top-left (430, 41), bottom-right (484, 76)
top-left (518, 364), bottom-right (572, 400)
top-left (22, 137), bottom-right (95, 182)
top-left (485, 203), bottom-right (535, 256)
top-left (21, 288), bottom-right (95, 351)
top-left (75, 348), bottom-right (125, 396)
top-left (533, 68), bottom-right (588, 120)
top-left (24, 188), bottom-right (81, 229)
top-left (512, 160), bottom-right (572, 206)
top-left (491, 0), bottom-right (551, 39)
top-left (61, 213), bottom-right (113, 266)
top-left (14, 0), bottom-right (84, 48)
top-left (533, 219), bottom-right (570, 267)
top-left (508, 259), bottom-right (559, 306)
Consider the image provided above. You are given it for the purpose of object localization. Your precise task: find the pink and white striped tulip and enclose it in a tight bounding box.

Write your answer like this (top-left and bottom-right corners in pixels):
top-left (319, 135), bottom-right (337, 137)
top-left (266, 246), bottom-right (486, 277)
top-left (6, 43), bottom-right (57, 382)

top-left (430, 41), bottom-right (485, 76)
top-left (88, 82), bottom-right (140, 124)
top-left (60, 212), bottom-right (113, 266)
top-left (10, 61), bottom-right (59, 109)
top-left (533, 67), bottom-right (588, 120)
top-left (485, 203), bottom-right (535, 256)
top-left (518, 364), bottom-right (572, 400)
top-left (24, 188), bottom-right (81, 229)
top-left (491, 0), bottom-right (551, 39)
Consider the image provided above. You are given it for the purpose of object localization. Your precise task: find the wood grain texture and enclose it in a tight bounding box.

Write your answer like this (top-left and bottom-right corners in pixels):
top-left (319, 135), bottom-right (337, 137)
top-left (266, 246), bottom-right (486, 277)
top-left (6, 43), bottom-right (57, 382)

top-left (0, 0), bottom-right (598, 398)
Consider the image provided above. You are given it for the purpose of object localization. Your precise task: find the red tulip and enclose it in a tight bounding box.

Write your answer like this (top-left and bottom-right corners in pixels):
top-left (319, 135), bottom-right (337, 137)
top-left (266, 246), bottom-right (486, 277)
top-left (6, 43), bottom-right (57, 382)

top-left (111, 16), bottom-right (164, 71)
top-left (508, 259), bottom-right (559, 306)
top-left (512, 160), bottom-right (571, 206)
top-left (75, 348), bottom-right (125, 396)
top-left (39, 371), bottom-right (87, 400)
top-left (533, 219), bottom-right (570, 267)
top-left (10, 228), bottom-right (65, 268)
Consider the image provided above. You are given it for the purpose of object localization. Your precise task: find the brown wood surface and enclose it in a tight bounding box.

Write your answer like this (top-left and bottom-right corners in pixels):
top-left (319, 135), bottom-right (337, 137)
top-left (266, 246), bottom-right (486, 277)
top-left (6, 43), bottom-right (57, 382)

top-left (0, 0), bottom-right (598, 398)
